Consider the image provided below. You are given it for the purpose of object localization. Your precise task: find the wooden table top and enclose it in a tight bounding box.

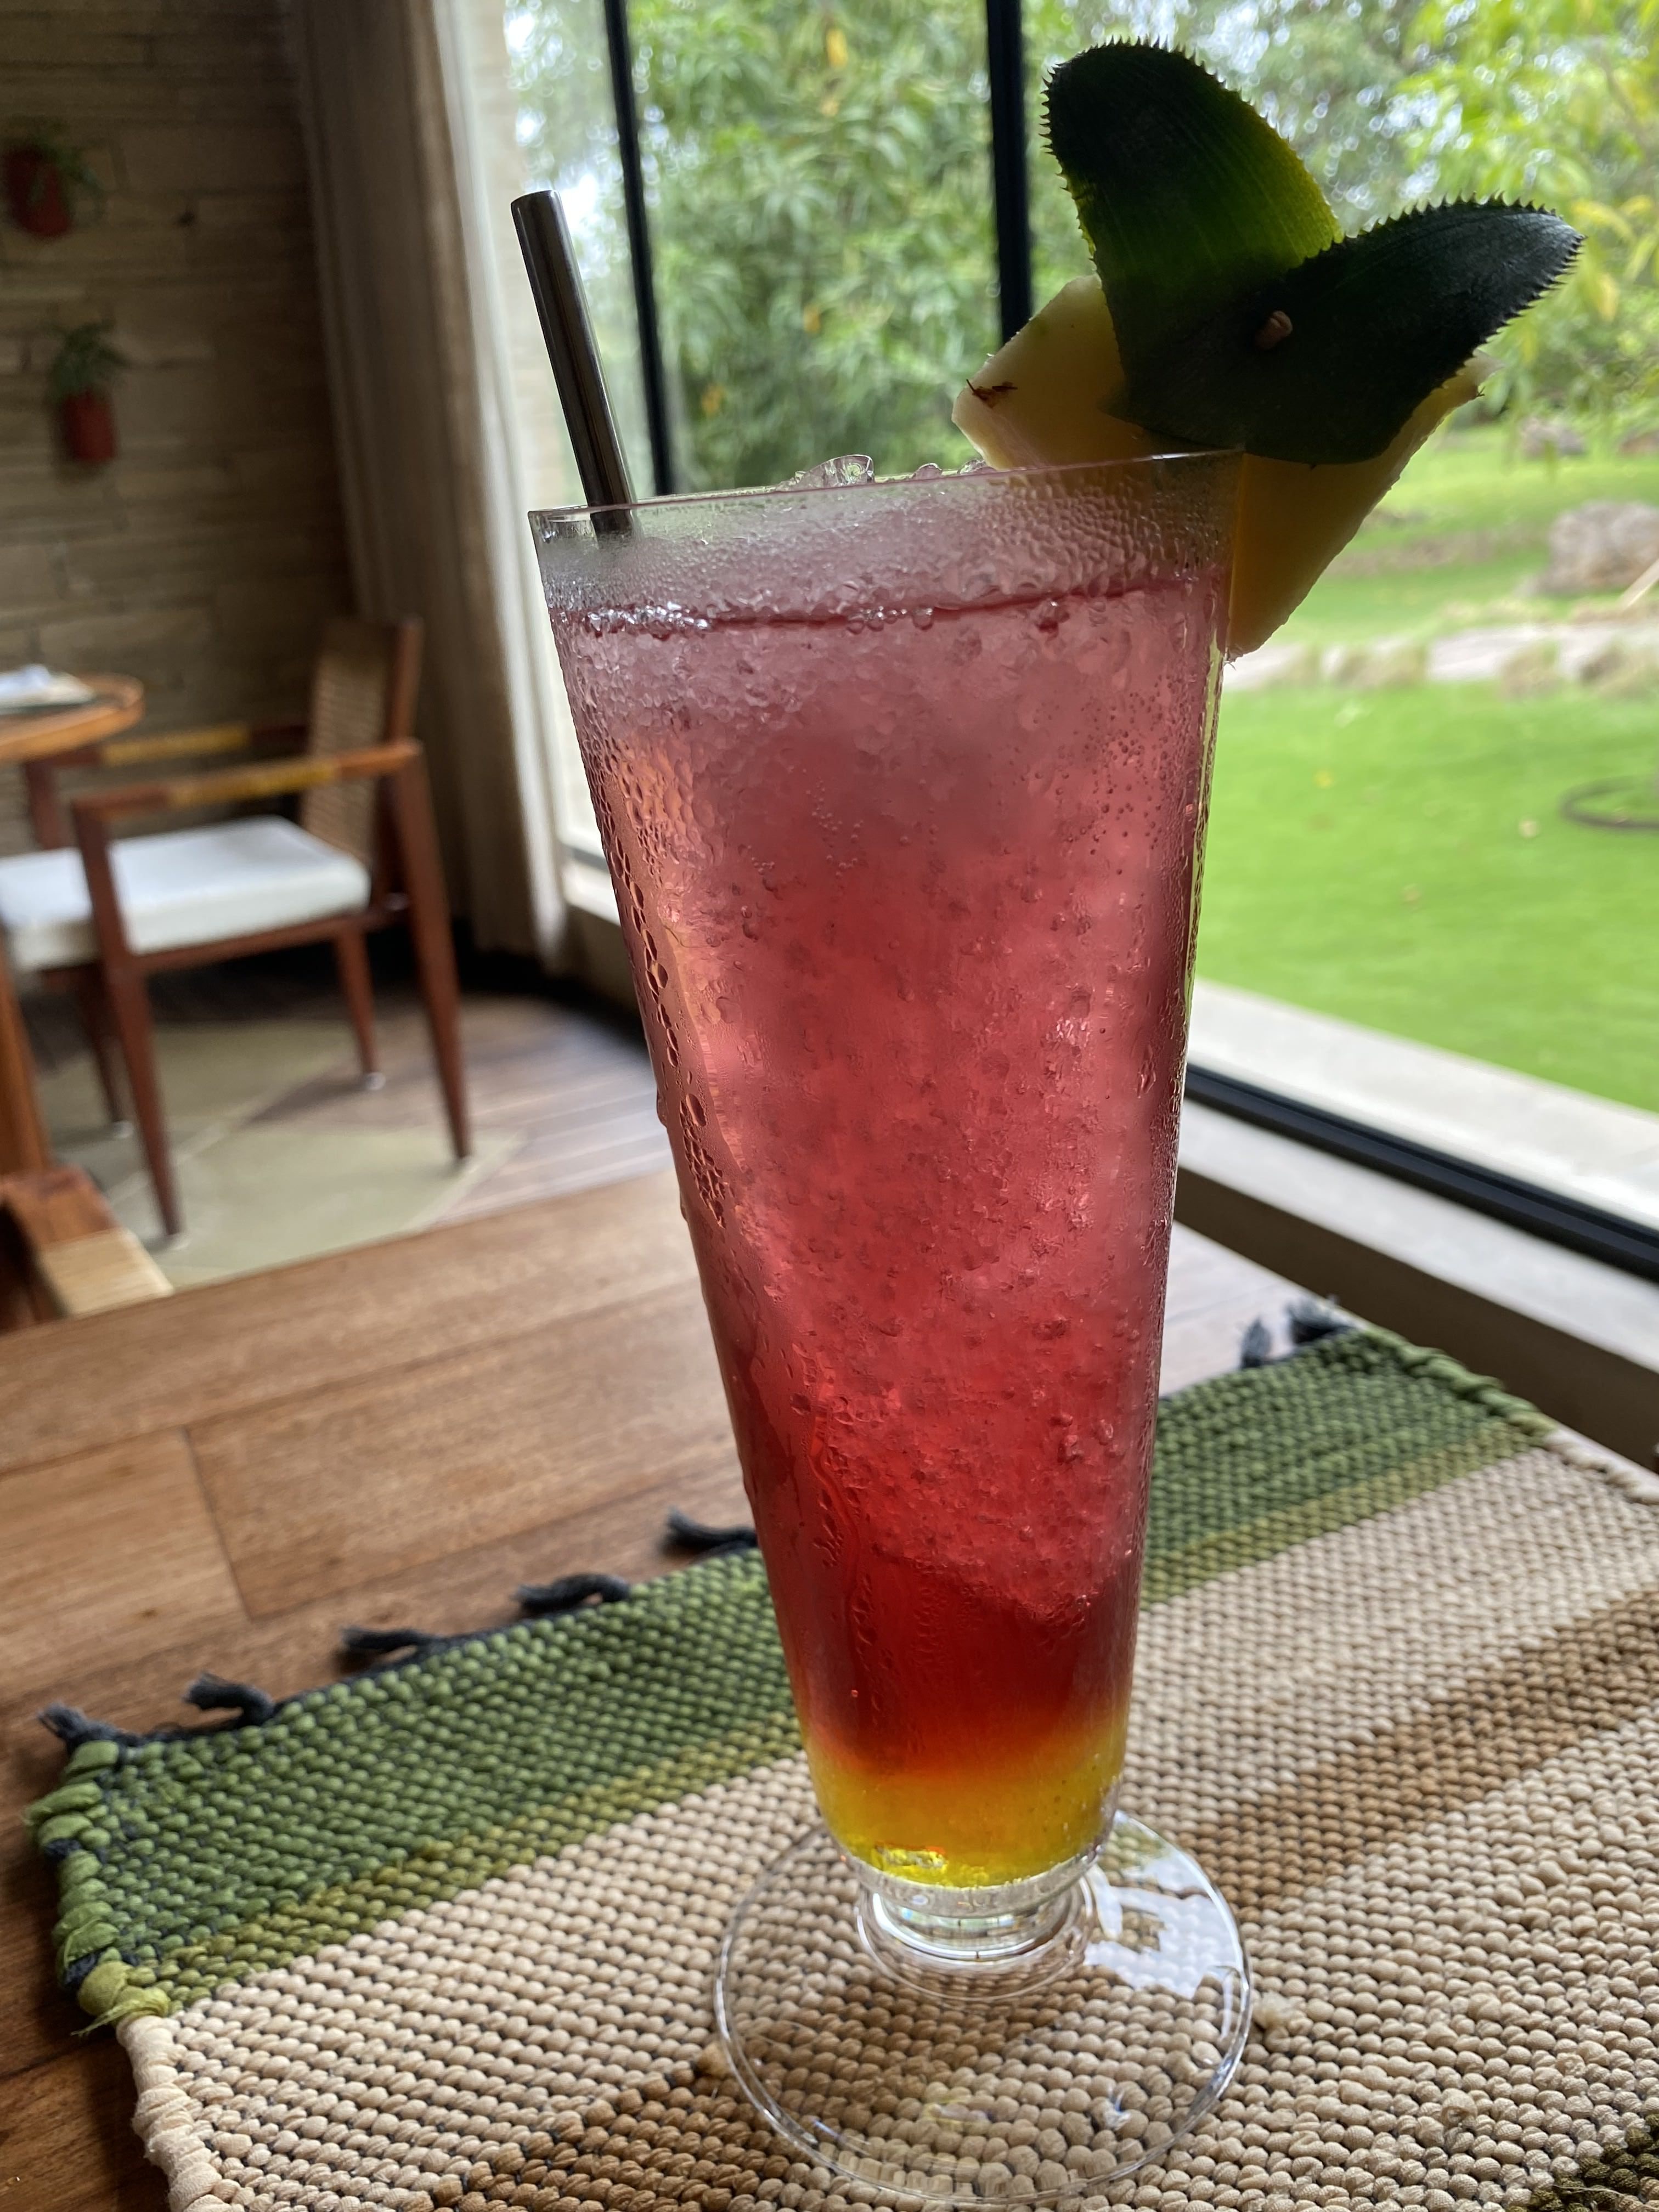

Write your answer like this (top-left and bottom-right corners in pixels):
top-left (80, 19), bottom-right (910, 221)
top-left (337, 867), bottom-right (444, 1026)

top-left (0, 674), bottom-right (144, 767)
top-left (0, 1169), bottom-right (1282, 2209)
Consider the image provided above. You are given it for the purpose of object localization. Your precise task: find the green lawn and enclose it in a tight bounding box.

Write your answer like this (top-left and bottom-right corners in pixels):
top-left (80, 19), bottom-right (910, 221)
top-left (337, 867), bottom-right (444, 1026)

top-left (1364, 427), bottom-right (1659, 555)
top-left (1274, 554), bottom-right (1542, 648)
top-left (1196, 424), bottom-right (1659, 1116)
top-left (1197, 682), bottom-right (1659, 1114)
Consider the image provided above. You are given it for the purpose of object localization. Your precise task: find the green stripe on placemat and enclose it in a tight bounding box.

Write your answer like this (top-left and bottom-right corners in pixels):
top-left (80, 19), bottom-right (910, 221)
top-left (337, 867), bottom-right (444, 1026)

top-left (1524, 2125), bottom-right (1659, 2209)
top-left (1143, 1324), bottom-right (1548, 1599)
top-left (30, 1327), bottom-right (1550, 2031)
top-left (31, 1558), bottom-right (797, 2024)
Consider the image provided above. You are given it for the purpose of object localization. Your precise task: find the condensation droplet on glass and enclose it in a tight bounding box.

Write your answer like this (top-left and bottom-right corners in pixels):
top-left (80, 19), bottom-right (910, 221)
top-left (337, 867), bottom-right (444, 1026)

top-left (910, 606), bottom-right (935, 630)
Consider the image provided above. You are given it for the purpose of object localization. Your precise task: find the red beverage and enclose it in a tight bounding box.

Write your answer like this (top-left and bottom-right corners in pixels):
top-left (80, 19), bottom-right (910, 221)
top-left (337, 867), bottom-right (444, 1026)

top-left (538, 460), bottom-right (1233, 1894)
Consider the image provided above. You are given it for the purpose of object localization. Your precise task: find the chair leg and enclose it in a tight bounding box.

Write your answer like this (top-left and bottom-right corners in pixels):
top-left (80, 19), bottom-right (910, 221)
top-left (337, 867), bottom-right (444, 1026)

top-left (71, 969), bottom-right (127, 1126)
top-left (103, 966), bottom-right (180, 1238)
top-left (334, 929), bottom-right (381, 1087)
top-left (410, 913), bottom-right (470, 1160)
top-left (389, 760), bottom-right (471, 1161)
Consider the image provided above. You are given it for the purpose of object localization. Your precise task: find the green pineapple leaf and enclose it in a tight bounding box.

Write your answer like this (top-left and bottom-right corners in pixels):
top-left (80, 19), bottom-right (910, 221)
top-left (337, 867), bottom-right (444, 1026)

top-left (1043, 42), bottom-right (1341, 371)
top-left (1045, 41), bottom-right (1582, 465)
top-left (1115, 200), bottom-right (1582, 464)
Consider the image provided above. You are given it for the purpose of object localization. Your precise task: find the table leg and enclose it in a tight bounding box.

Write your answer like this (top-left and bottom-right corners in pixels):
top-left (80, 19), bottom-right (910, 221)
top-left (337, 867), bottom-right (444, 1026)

top-left (0, 953), bottom-right (50, 1172)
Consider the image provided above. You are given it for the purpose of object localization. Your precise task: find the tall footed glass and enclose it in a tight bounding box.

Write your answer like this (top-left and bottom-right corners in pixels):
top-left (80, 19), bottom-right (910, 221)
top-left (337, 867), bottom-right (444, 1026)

top-left (534, 456), bottom-right (1250, 2202)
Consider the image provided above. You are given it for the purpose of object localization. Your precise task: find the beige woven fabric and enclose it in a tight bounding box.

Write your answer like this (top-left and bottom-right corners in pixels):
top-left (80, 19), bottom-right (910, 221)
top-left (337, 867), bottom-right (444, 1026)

top-left (108, 1431), bottom-right (1659, 2212)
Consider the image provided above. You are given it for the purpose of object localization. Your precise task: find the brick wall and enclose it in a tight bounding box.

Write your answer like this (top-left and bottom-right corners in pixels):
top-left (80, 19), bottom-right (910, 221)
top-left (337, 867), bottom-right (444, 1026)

top-left (0, 0), bottom-right (351, 855)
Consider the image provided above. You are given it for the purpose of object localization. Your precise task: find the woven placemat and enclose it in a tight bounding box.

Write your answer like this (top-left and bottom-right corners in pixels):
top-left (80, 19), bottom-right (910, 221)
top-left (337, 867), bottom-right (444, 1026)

top-left (29, 1327), bottom-right (1659, 2211)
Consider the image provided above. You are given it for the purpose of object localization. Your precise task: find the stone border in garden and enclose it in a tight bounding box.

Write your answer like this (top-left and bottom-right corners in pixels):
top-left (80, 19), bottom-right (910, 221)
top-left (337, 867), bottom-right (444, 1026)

top-left (1228, 618), bottom-right (1659, 693)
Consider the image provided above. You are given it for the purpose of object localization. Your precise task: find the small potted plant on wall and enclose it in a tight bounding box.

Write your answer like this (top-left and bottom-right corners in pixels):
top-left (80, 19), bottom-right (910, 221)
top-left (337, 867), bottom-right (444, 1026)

top-left (49, 323), bottom-right (126, 464)
top-left (3, 122), bottom-right (104, 238)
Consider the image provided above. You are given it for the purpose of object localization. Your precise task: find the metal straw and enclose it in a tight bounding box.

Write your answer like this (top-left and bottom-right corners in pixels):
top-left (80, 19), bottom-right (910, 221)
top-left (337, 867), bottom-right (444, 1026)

top-left (511, 189), bottom-right (634, 517)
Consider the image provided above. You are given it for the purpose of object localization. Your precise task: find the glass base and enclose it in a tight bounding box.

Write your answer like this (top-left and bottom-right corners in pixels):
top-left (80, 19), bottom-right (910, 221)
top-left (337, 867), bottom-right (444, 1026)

top-left (714, 1813), bottom-right (1250, 2203)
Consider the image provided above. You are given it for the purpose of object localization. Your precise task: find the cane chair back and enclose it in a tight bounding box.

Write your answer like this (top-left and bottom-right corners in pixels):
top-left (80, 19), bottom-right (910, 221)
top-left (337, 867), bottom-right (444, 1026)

top-left (301, 619), bottom-right (422, 867)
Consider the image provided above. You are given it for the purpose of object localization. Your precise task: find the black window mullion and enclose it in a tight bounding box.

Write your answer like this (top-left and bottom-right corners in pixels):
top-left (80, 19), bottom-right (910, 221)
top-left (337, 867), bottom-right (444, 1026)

top-left (985, 0), bottom-right (1032, 342)
top-left (600, 0), bottom-right (675, 495)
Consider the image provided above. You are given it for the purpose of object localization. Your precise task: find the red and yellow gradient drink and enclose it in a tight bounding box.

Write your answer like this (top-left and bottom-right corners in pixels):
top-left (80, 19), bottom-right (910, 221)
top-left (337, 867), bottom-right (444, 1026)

top-left (537, 458), bottom-right (1234, 1897)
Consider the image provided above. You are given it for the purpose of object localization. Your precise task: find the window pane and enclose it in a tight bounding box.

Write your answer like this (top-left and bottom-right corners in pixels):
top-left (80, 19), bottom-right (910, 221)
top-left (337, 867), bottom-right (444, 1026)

top-left (509, 0), bottom-right (657, 859)
top-left (505, 0), bottom-right (1002, 879)
top-left (1025, 3), bottom-right (1659, 1205)
top-left (504, 0), bottom-right (1658, 1218)
top-left (631, 0), bottom-right (999, 489)
top-left (510, 0), bottom-right (657, 498)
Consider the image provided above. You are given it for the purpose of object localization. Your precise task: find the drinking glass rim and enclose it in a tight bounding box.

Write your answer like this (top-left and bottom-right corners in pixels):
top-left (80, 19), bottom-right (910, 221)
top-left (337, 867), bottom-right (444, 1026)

top-left (529, 448), bottom-right (1239, 531)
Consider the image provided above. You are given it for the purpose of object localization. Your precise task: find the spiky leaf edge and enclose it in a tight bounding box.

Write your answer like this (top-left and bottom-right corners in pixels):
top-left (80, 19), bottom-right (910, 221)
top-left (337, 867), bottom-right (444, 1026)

top-left (1114, 198), bottom-right (1582, 464)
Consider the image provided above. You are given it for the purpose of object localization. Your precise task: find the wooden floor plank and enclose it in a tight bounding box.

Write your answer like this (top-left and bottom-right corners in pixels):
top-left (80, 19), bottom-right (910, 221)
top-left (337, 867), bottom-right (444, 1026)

top-left (0, 1431), bottom-right (246, 1714)
top-left (0, 1171), bottom-right (697, 1477)
top-left (439, 1122), bottom-right (673, 1219)
top-left (243, 1000), bottom-right (654, 1139)
top-left (189, 1278), bottom-right (738, 1616)
top-left (2, 1682), bottom-right (106, 2087)
top-left (0, 2038), bottom-right (166, 2210)
top-left (1159, 1223), bottom-right (1302, 1392)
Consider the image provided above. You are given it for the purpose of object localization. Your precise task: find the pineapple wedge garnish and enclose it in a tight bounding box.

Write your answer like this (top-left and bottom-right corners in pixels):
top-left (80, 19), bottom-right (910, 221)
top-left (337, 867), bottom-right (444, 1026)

top-left (955, 45), bottom-right (1577, 657)
top-left (953, 276), bottom-right (1483, 656)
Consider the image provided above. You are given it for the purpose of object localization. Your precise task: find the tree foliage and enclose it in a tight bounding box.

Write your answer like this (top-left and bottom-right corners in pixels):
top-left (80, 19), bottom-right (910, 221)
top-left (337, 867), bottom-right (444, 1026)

top-left (1401, 0), bottom-right (1659, 436)
top-left (630, 0), bottom-right (997, 486)
top-left (509, 0), bottom-right (1656, 491)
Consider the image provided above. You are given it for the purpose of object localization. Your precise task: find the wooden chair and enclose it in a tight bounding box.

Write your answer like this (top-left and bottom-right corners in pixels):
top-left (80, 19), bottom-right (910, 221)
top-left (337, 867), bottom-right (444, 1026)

top-left (0, 617), bottom-right (470, 1238)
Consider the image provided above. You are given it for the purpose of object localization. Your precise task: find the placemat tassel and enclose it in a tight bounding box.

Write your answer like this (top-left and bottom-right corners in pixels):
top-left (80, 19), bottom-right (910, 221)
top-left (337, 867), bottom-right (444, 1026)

top-left (338, 1625), bottom-right (447, 1658)
top-left (665, 1509), bottom-right (758, 1555)
top-left (517, 1573), bottom-right (631, 1616)
top-left (1287, 1296), bottom-right (1355, 1344)
top-left (37, 1704), bottom-right (133, 1749)
top-left (182, 1673), bottom-right (276, 1725)
top-left (1238, 1317), bottom-right (1273, 1368)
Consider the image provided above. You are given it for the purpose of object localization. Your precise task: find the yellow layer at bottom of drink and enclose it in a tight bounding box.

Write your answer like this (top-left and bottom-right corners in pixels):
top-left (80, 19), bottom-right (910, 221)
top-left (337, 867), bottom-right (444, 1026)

top-left (804, 1706), bottom-right (1130, 1891)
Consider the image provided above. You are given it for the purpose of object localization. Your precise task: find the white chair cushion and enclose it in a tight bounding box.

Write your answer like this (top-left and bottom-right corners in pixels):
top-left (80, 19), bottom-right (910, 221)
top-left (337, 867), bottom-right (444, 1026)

top-left (0, 816), bottom-right (371, 973)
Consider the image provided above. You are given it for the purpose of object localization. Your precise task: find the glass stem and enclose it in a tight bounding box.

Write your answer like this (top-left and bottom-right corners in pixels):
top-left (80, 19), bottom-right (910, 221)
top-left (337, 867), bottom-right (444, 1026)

top-left (851, 1844), bottom-right (1101, 1977)
top-left (868, 1883), bottom-right (1077, 1963)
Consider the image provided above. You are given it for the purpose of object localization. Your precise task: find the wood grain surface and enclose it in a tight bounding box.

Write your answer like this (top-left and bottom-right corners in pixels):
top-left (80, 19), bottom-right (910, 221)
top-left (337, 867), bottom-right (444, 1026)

top-left (0, 1169), bottom-right (1294, 2208)
top-left (0, 1170), bottom-right (699, 1476)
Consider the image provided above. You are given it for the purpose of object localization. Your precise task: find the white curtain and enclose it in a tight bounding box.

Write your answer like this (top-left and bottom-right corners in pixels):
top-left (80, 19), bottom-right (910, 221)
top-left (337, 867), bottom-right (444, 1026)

top-left (289, 0), bottom-right (575, 963)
